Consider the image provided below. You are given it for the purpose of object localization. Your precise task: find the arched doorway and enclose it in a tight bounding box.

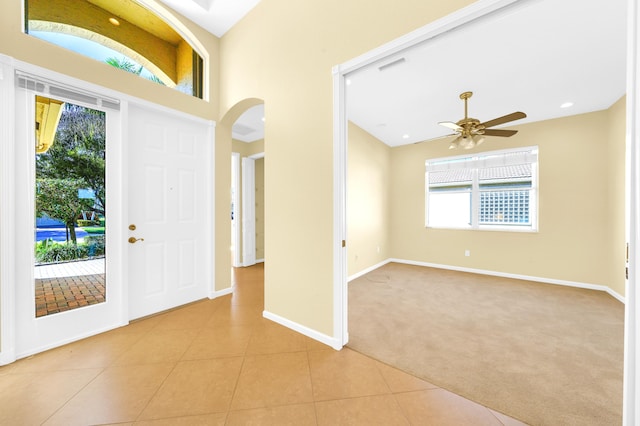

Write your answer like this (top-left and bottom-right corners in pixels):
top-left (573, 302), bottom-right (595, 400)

top-left (215, 98), bottom-right (264, 291)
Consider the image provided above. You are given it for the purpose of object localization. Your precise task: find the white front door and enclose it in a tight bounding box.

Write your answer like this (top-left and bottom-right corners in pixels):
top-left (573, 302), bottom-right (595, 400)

top-left (127, 103), bottom-right (213, 320)
top-left (13, 73), bottom-right (126, 359)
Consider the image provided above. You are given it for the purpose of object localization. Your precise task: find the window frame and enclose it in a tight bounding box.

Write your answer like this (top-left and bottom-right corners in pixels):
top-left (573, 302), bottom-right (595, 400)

top-left (425, 146), bottom-right (539, 232)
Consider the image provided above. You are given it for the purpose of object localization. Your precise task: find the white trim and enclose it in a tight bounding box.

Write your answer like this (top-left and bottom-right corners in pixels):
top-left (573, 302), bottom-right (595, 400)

top-left (241, 157), bottom-right (256, 266)
top-left (352, 258), bottom-right (626, 304)
top-left (624, 0), bottom-right (640, 422)
top-left (348, 259), bottom-right (392, 282)
top-left (210, 287), bottom-right (233, 299)
top-left (205, 118), bottom-right (216, 302)
top-left (391, 258), bottom-right (626, 303)
top-left (0, 56), bottom-right (17, 365)
top-left (332, 65), bottom-right (348, 347)
top-left (249, 152), bottom-right (265, 160)
top-left (255, 258), bottom-right (265, 264)
top-left (231, 153), bottom-right (241, 268)
top-left (263, 310), bottom-right (342, 351)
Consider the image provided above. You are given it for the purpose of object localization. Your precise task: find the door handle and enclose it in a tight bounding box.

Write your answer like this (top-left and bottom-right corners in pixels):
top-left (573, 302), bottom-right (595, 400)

top-left (128, 237), bottom-right (144, 244)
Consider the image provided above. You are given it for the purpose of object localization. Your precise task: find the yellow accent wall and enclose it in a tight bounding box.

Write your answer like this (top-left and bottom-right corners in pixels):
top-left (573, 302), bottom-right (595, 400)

top-left (219, 0), bottom-right (477, 335)
top-left (348, 122), bottom-right (391, 277)
top-left (388, 101), bottom-right (626, 296)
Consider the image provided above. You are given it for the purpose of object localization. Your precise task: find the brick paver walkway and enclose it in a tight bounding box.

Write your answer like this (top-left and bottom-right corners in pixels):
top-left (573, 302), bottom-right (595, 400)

top-left (34, 259), bottom-right (106, 317)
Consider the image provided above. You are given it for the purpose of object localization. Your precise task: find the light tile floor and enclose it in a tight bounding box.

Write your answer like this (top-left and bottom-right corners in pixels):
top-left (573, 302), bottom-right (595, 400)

top-left (0, 264), bottom-right (527, 425)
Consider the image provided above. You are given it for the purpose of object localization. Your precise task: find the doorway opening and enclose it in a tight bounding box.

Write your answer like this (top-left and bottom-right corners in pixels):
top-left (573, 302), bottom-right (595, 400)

top-left (230, 103), bottom-right (265, 269)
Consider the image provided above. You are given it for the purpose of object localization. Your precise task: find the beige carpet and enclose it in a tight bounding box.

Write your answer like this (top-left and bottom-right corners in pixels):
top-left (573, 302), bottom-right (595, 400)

top-left (347, 262), bottom-right (624, 426)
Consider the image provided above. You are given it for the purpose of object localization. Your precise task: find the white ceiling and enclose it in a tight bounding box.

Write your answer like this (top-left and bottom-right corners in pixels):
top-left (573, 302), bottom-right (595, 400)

top-left (156, 0), bottom-right (260, 37)
top-left (156, 0), bottom-right (627, 148)
top-left (232, 104), bottom-right (265, 143)
top-left (347, 0), bottom-right (627, 147)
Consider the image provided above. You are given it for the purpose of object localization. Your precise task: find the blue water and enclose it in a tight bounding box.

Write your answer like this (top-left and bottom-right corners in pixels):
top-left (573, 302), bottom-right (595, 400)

top-left (36, 227), bottom-right (89, 242)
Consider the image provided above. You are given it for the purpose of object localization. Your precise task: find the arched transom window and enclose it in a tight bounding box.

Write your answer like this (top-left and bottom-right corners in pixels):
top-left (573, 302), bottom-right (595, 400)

top-left (25, 0), bottom-right (206, 99)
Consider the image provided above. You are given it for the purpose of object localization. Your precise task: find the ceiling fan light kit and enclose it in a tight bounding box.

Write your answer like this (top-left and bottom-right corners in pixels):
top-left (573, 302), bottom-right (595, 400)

top-left (439, 91), bottom-right (526, 149)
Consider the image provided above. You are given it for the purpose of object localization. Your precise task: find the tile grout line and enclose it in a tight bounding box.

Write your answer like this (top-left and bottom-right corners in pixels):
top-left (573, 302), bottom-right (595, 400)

top-left (39, 366), bottom-right (107, 425)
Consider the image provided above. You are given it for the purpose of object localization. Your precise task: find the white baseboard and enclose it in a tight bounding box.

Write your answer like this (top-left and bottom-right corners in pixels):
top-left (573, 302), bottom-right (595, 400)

top-left (348, 259), bottom-right (392, 282)
top-left (356, 258), bottom-right (626, 304)
top-left (256, 258), bottom-right (265, 264)
top-left (209, 287), bottom-right (233, 299)
top-left (0, 349), bottom-right (16, 366)
top-left (263, 310), bottom-right (342, 350)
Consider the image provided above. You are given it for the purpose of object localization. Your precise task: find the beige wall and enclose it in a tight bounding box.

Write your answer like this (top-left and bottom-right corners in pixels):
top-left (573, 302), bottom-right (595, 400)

top-left (388, 102), bottom-right (626, 295)
top-left (220, 0), bottom-right (475, 336)
top-left (232, 139), bottom-right (265, 157)
top-left (347, 122), bottom-right (391, 276)
top-left (607, 96), bottom-right (627, 297)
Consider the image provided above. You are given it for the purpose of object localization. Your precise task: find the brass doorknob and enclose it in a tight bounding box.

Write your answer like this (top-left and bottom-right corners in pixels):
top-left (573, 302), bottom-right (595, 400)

top-left (128, 237), bottom-right (144, 244)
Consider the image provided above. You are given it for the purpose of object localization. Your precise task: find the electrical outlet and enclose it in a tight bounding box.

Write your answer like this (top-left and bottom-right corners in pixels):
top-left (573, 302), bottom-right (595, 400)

top-left (377, 246), bottom-right (380, 253)
top-left (465, 250), bottom-right (470, 257)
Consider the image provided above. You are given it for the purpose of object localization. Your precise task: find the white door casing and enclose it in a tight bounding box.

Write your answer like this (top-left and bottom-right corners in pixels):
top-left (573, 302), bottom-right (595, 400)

top-left (241, 157), bottom-right (256, 267)
top-left (231, 153), bottom-right (241, 267)
top-left (127, 102), bottom-right (214, 320)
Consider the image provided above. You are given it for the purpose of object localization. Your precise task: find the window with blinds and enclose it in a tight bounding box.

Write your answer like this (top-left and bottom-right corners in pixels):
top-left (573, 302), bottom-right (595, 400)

top-left (425, 147), bottom-right (538, 231)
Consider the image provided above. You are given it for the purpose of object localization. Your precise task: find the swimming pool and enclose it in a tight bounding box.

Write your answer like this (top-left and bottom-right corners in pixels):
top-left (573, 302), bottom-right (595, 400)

top-left (35, 227), bottom-right (89, 242)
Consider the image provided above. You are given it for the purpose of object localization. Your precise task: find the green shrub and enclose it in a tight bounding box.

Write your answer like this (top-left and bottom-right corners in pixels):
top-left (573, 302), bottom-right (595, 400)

top-left (35, 235), bottom-right (105, 264)
top-left (84, 235), bottom-right (105, 257)
top-left (35, 243), bottom-right (87, 263)
top-left (99, 218), bottom-right (106, 226)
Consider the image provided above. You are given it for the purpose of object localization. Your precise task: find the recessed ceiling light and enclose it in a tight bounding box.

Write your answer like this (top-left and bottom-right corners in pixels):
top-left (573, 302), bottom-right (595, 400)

top-left (109, 17), bottom-right (120, 26)
top-left (403, 134), bottom-right (410, 139)
top-left (346, 79), bottom-right (352, 86)
top-left (560, 101), bottom-right (574, 108)
top-left (261, 117), bottom-right (265, 122)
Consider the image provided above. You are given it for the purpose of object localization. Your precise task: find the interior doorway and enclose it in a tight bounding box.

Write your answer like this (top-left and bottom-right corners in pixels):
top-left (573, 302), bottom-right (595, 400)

top-left (229, 103), bottom-right (265, 268)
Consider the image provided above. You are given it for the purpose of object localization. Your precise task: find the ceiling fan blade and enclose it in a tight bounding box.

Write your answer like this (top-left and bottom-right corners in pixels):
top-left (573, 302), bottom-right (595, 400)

top-left (482, 129), bottom-right (518, 137)
top-left (480, 111), bottom-right (526, 129)
top-left (438, 121), bottom-right (462, 131)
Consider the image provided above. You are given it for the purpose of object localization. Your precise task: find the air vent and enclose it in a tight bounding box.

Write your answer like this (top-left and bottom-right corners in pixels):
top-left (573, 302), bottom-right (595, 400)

top-left (378, 57), bottom-right (406, 71)
top-left (15, 71), bottom-right (120, 111)
top-left (49, 86), bottom-right (98, 106)
top-left (17, 77), bottom-right (45, 92)
top-left (233, 123), bottom-right (256, 135)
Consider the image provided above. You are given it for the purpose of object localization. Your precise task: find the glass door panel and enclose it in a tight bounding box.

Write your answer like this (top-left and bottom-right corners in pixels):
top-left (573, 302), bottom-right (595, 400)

top-left (34, 97), bottom-right (106, 317)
